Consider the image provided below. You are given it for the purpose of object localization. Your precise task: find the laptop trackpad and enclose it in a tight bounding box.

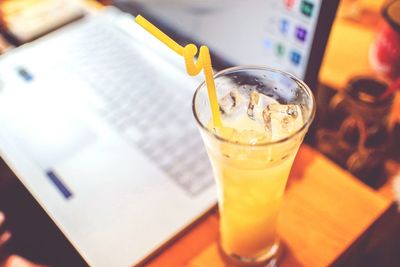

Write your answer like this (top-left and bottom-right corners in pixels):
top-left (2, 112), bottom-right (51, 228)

top-left (2, 96), bottom-right (96, 170)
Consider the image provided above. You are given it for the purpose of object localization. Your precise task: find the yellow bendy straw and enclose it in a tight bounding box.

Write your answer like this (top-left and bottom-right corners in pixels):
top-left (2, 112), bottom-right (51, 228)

top-left (135, 15), bottom-right (222, 128)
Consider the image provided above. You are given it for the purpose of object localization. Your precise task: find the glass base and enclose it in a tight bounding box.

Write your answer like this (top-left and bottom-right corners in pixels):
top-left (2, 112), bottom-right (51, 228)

top-left (218, 242), bottom-right (281, 267)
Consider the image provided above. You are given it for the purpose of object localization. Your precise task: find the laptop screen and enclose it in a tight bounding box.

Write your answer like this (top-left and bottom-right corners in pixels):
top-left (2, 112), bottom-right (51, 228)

top-left (130, 0), bottom-right (322, 80)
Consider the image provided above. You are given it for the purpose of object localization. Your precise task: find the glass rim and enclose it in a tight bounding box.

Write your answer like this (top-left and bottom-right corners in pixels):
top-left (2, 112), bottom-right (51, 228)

top-left (192, 65), bottom-right (316, 147)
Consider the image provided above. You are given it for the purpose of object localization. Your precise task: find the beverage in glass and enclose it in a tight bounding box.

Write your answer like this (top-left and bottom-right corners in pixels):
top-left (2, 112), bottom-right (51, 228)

top-left (192, 66), bottom-right (315, 265)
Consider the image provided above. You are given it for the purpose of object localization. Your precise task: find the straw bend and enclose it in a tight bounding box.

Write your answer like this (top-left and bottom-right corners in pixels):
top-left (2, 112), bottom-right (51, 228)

top-left (183, 44), bottom-right (204, 76)
top-left (135, 15), bottom-right (212, 77)
top-left (134, 15), bottom-right (222, 127)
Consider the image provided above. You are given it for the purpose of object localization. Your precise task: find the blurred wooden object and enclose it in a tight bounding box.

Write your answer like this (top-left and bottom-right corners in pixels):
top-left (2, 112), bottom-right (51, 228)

top-left (0, 0), bottom-right (84, 43)
top-left (146, 145), bottom-right (392, 267)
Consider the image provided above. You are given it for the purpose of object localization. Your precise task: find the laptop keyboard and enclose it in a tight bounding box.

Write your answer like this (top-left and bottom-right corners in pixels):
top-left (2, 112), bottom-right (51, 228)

top-left (54, 15), bottom-right (214, 196)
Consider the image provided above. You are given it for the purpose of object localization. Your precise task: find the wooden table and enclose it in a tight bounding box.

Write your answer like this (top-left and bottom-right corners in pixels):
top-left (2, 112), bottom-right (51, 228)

top-left (142, 145), bottom-right (392, 266)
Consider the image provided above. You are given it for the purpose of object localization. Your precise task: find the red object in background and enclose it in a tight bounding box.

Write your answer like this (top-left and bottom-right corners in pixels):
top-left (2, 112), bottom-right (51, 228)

top-left (370, 0), bottom-right (400, 80)
top-left (284, 0), bottom-right (295, 9)
top-left (371, 22), bottom-right (400, 79)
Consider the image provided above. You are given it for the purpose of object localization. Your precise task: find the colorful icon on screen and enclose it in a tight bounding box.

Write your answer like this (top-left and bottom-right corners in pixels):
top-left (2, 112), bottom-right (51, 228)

top-left (290, 51), bottom-right (302, 65)
top-left (280, 19), bottom-right (290, 35)
top-left (295, 26), bottom-right (307, 42)
top-left (284, 0), bottom-right (295, 9)
top-left (300, 0), bottom-right (314, 17)
top-left (276, 43), bottom-right (285, 57)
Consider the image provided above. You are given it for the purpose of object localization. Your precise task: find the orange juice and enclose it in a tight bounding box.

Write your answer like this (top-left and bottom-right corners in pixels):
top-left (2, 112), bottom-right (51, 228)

top-left (204, 115), bottom-right (302, 259)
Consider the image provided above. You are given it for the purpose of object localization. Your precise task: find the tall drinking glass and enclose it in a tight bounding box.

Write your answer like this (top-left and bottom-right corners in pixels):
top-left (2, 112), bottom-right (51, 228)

top-left (192, 66), bottom-right (315, 265)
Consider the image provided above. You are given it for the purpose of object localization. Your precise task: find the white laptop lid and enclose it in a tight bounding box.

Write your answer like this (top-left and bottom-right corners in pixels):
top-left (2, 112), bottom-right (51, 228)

top-left (127, 0), bottom-right (322, 79)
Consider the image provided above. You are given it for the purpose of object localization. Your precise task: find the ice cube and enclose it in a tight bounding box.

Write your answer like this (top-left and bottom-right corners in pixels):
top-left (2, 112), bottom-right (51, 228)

top-left (249, 92), bottom-right (279, 125)
top-left (263, 104), bottom-right (303, 141)
top-left (219, 88), bottom-right (248, 121)
top-left (219, 90), bottom-right (237, 115)
top-left (257, 93), bottom-right (279, 108)
top-left (237, 85), bottom-right (256, 98)
top-left (247, 91), bottom-right (259, 120)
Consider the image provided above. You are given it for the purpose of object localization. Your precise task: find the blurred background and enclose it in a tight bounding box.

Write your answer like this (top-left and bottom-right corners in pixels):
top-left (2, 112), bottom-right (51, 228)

top-left (0, 0), bottom-right (399, 266)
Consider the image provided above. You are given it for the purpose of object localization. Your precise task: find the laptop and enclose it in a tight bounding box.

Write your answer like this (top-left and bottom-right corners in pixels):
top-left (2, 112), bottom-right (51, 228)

top-left (0, 1), bottom-right (338, 266)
